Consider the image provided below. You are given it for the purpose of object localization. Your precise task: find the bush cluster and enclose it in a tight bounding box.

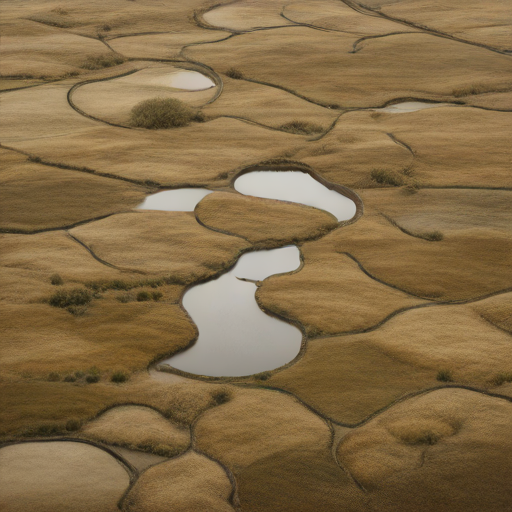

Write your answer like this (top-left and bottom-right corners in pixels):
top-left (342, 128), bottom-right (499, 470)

top-left (279, 121), bottom-right (324, 135)
top-left (81, 53), bottom-right (125, 70)
top-left (130, 98), bottom-right (203, 129)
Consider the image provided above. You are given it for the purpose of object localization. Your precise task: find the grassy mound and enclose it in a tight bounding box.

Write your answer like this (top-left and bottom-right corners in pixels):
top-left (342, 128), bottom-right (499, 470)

top-left (130, 98), bottom-right (203, 129)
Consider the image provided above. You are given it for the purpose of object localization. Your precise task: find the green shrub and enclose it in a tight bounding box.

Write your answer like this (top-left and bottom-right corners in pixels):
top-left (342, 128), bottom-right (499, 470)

top-left (50, 273), bottom-right (63, 285)
top-left (81, 53), bottom-right (125, 70)
top-left (63, 375), bottom-right (76, 383)
top-left (111, 371), bottom-right (129, 383)
top-left (151, 291), bottom-right (163, 301)
top-left (279, 121), bottom-right (324, 135)
top-left (370, 169), bottom-right (404, 187)
top-left (49, 288), bottom-right (92, 309)
top-left (225, 67), bottom-right (244, 79)
top-left (130, 98), bottom-right (199, 129)
top-left (86, 374), bottom-right (100, 384)
top-left (255, 371), bottom-right (271, 381)
top-left (48, 372), bottom-right (60, 382)
top-left (436, 369), bottom-right (453, 382)
top-left (137, 291), bottom-right (151, 302)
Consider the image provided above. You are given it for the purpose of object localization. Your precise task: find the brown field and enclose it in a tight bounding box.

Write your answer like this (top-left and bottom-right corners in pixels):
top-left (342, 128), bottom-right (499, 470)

top-left (1, 0), bottom-right (511, 510)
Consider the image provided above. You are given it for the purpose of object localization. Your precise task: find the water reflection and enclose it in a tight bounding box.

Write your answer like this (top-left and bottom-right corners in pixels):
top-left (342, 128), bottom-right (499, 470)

top-left (136, 189), bottom-right (213, 211)
top-left (234, 171), bottom-right (356, 221)
top-left (161, 246), bottom-right (302, 377)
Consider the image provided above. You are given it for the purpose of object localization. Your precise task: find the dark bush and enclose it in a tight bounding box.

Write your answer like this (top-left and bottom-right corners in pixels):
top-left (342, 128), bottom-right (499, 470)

top-left (86, 374), bottom-right (100, 384)
top-left (65, 419), bottom-right (81, 431)
top-left (211, 390), bottom-right (231, 405)
top-left (130, 98), bottom-right (199, 129)
top-left (63, 375), bottom-right (76, 382)
top-left (48, 372), bottom-right (60, 382)
top-left (151, 291), bottom-right (163, 301)
top-left (137, 291), bottom-right (151, 302)
top-left (370, 169), bottom-right (404, 187)
top-left (50, 273), bottom-right (63, 285)
top-left (436, 369), bottom-right (453, 382)
top-left (81, 53), bottom-right (125, 70)
top-left (49, 288), bottom-right (92, 309)
top-left (279, 121), bottom-right (324, 135)
top-left (225, 67), bottom-right (244, 79)
top-left (111, 371), bottom-right (129, 383)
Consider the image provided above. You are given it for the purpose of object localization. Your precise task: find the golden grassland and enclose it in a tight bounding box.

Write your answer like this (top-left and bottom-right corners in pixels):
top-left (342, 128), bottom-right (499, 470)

top-left (1, 0), bottom-right (512, 510)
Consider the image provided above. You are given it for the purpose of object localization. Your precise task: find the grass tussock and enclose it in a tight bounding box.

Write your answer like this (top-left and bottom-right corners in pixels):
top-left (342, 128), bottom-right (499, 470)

top-left (416, 230), bottom-right (444, 242)
top-left (279, 121), bottom-right (324, 135)
top-left (111, 371), bottom-right (129, 383)
top-left (436, 369), bottom-right (453, 382)
top-left (50, 273), bottom-right (63, 286)
top-left (225, 67), bottom-right (244, 79)
top-left (491, 372), bottom-right (512, 386)
top-left (370, 169), bottom-right (405, 187)
top-left (452, 83), bottom-right (512, 98)
top-left (80, 53), bottom-right (125, 70)
top-left (130, 98), bottom-right (203, 129)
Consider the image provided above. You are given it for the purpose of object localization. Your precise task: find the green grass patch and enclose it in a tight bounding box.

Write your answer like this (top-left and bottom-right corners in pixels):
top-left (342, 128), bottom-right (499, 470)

top-left (111, 371), bottom-right (129, 383)
top-left (130, 98), bottom-right (203, 129)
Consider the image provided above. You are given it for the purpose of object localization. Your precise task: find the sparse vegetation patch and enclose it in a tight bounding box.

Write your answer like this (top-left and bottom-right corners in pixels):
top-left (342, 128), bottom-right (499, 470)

top-left (48, 288), bottom-right (92, 313)
top-left (80, 53), bottom-right (125, 70)
top-left (436, 369), bottom-right (453, 382)
top-left (279, 121), bottom-right (324, 135)
top-left (225, 67), bottom-right (244, 79)
top-left (370, 169), bottom-right (404, 187)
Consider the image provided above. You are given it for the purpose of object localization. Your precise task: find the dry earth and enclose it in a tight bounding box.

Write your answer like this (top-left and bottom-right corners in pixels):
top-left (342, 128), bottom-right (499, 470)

top-left (1, 0), bottom-right (511, 510)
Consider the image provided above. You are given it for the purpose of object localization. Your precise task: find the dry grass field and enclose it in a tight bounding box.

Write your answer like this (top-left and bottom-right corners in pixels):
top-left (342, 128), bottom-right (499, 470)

top-left (1, 0), bottom-right (511, 510)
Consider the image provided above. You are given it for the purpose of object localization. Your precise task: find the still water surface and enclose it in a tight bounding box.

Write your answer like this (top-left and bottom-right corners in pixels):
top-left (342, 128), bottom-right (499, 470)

top-left (136, 189), bottom-right (213, 211)
top-left (234, 171), bottom-right (356, 221)
top-left (160, 246), bottom-right (302, 377)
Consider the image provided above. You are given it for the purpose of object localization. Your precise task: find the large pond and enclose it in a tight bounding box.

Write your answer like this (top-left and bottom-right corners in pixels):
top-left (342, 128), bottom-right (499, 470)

top-left (160, 246), bottom-right (302, 377)
top-left (137, 188), bottom-right (213, 211)
top-left (234, 170), bottom-right (356, 221)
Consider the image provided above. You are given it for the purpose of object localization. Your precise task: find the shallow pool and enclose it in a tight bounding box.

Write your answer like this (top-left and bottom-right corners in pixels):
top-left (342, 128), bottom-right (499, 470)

top-left (160, 246), bottom-right (302, 377)
top-left (234, 170), bottom-right (356, 221)
top-left (136, 189), bottom-right (213, 211)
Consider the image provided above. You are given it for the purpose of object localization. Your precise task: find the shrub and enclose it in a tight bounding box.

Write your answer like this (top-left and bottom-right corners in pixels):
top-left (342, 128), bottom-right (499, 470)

top-left (48, 372), bottom-right (60, 382)
top-left (86, 374), bottom-right (100, 384)
top-left (63, 375), bottom-right (76, 382)
top-left (49, 288), bottom-right (92, 309)
top-left (225, 67), bottom-right (244, 79)
top-left (254, 371), bottom-right (271, 381)
top-left (492, 372), bottom-right (512, 386)
top-left (111, 371), bottom-right (129, 383)
top-left (151, 291), bottom-right (163, 301)
top-left (75, 371), bottom-right (85, 379)
top-left (137, 290), bottom-right (151, 302)
top-left (50, 273), bottom-right (63, 285)
top-left (116, 293), bottom-right (133, 303)
top-left (418, 230), bottom-right (444, 242)
top-left (279, 121), bottom-right (324, 135)
top-left (370, 169), bottom-right (404, 186)
top-left (211, 389), bottom-right (231, 406)
top-left (65, 419), bottom-right (81, 431)
top-left (130, 98), bottom-right (199, 129)
top-left (81, 53), bottom-right (125, 70)
top-left (437, 369), bottom-right (453, 382)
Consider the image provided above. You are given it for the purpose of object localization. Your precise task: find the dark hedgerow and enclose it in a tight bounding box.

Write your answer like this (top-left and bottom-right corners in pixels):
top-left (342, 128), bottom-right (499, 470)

top-left (130, 98), bottom-right (203, 129)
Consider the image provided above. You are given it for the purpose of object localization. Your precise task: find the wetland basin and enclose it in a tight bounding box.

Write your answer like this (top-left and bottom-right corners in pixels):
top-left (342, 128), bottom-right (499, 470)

top-left (166, 70), bottom-right (216, 91)
top-left (137, 188), bottom-right (213, 211)
top-left (234, 170), bottom-right (357, 221)
top-left (160, 246), bottom-right (302, 377)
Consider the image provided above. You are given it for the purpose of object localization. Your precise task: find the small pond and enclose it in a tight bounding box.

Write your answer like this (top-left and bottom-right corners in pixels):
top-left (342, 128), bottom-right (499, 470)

top-left (167, 70), bottom-right (216, 91)
top-left (136, 189), bottom-right (213, 211)
top-left (160, 246), bottom-right (302, 377)
top-left (375, 101), bottom-right (450, 113)
top-left (234, 170), bottom-right (356, 221)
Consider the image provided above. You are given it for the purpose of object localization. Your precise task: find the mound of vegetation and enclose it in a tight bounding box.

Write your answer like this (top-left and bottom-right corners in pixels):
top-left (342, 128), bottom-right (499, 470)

top-left (130, 98), bottom-right (204, 129)
top-left (279, 121), bottom-right (324, 135)
top-left (81, 53), bottom-right (125, 70)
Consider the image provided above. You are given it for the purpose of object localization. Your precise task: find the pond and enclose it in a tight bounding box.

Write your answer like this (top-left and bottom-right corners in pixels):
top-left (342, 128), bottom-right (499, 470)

top-left (136, 188), bottom-right (213, 211)
top-left (375, 101), bottom-right (450, 113)
top-left (167, 70), bottom-right (216, 91)
top-left (159, 246), bottom-right (302, 377)
top-left (234, 170), bottom-right (356, 221)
